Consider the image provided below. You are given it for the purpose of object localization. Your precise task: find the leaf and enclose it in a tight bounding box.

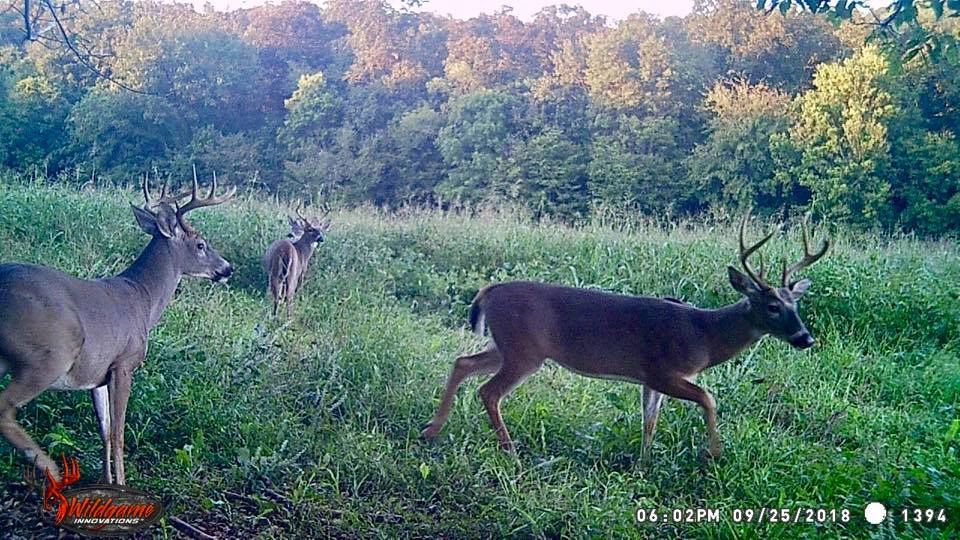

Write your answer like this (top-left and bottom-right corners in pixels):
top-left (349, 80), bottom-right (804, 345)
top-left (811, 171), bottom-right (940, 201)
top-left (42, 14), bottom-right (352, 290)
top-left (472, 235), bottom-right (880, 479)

top-left (946, 418), bottom-right (960, 444)
top-left (418, 462), bottom-right (431, 480)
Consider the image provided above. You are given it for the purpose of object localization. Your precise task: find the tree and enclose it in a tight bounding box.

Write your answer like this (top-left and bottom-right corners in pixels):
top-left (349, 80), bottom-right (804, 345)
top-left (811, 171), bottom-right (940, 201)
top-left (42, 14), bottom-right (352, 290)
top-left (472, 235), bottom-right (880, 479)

top-left (893, 131), bottom-right (960, 234)
top-left (688, 79), bottom-right (794, 212)
top-left (587, 114), bottom-right (687, 213)
top-left (231, 1), bottom-right (346, 120)
top-left (324, 0), bottom-right (443, 89)
top-left (503, 127), bottom-right (588, 219)
top-left (690, 0), bottom-right (844, 92)
top-left (67, 87), bottom-right (188, 177)
top-left (773, 45), bottom-right (897, 226)
top-left (109, 5), bottom-right (262, 132)
top-left (758, 0), bottom-right (960, 62)
top-left (583, 15), bottom-right (674, 114)
top-left (278, 72), bottom-right (343, 151)
top-left (0, 49), bottom-right (70, 169)
top-left (436, 89), bottom-right (522, 204)
top-left (22, 0), bottom-right (134, 99)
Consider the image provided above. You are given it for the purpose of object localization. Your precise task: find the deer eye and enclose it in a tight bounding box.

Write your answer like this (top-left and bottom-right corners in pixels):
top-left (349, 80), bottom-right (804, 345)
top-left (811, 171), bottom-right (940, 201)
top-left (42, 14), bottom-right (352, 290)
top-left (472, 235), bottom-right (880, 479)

top-left (766, 304), bottom-right (780, 314)
top-left (197, 241), bottom-right (206, 251)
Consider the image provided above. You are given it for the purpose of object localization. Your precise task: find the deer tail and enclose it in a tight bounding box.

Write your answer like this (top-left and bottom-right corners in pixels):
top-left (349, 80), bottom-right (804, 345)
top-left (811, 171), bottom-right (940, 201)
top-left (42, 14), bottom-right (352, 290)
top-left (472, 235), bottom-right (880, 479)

top-left (468, 286), bottom-right (490, 336)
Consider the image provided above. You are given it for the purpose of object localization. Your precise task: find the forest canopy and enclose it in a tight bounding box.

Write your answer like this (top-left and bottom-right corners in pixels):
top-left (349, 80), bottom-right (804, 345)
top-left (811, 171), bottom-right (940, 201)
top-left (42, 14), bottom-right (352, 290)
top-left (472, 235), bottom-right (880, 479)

top-left (1, 0), bottom-right (959, 234)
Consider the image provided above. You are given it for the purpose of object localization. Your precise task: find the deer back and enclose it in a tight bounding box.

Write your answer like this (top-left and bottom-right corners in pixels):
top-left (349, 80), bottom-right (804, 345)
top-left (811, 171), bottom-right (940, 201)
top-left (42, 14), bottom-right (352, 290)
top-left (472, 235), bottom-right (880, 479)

top-left (264, 239), bottom-right (302, 295)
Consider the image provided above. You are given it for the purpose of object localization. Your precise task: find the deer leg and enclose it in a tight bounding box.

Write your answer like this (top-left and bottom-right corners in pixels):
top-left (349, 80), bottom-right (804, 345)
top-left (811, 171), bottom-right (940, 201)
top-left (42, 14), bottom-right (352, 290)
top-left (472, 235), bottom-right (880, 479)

top-left (477, 354), bottom-right (544, 453)
top-left (109, 366), bottom-right (134, 485)
top-left (640, 386), bottom-right (664, 462)
top-left (91, 385), bottom-right (112, 484)
top-left (0, 372), bottom-right (63, 481)
top-left (286, 278), bottom-right (298, 318)
top-left (421, 345), bottom-right (502, 440)
top-left (649, 377), bottom-right (722, 459)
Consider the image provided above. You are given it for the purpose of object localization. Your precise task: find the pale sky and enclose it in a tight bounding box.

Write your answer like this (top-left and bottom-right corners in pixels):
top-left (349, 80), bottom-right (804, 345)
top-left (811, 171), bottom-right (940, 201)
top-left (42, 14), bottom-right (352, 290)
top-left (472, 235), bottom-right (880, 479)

top-left (390, 0), bottom-right (695, 21)
top-left (189, 0), bottom-right (695, 21)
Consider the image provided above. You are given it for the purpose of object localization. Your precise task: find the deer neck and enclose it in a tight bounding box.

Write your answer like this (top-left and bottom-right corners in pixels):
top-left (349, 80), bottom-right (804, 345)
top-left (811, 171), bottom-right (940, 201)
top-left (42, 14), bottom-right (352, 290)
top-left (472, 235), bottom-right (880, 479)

top-left (293, 238), bottom-right (318, 268)
top-left (702, 299), bottom-right (764, 368)
top-left (118, 236), bottom-right (183, 329)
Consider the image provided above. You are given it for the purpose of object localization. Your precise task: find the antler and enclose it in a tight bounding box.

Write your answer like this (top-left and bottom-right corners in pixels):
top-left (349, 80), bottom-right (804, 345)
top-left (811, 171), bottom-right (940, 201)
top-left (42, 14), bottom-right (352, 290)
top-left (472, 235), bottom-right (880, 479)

top-left (294, 200), bottom-right (307, 223)
top-left (140, 172), bottom-right (189, 210)
top-left (781, 214), bottom-right (829, 286)
top-left (171, 166), bottom-right (236, 234)
top-left (738, 210), bottom-right (776, 290)
top-left (177, 166), bottom-right (237, 217)
top-left (293, 200), bottom-right (330, 231)
top-left (23, 463), bottom-right (42, 496)
top-left (60, 454), bottom-right (81, 486)
top-left (41, 455), bottom-right (80, 512)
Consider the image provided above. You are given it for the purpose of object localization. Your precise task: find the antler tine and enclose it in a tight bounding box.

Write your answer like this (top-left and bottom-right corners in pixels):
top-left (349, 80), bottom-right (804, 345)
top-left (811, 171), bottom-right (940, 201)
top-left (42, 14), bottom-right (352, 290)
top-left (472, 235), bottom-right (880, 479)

top-left (781, 214), bottom-right (830, 286)
top-left (738, 211), bottom-right (775, 290)
top-left (141, 174), bottom-right (151, 207)
top-left (294, 200), bottom-right (306, 222)
top-left (141, 174), bottom-right (178, 208)
top-left (23, 462), bottom-right (41, 494)
top-left (176, 165), bottom-right (237, 217)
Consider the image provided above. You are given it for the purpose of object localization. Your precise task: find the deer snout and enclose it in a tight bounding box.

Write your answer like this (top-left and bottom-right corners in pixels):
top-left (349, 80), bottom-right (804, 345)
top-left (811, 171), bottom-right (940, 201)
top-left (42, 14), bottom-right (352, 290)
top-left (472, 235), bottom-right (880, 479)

top-left (788, 330), bottom-right (815, 350)
top-left (213, 264), bottom-right (234, 282)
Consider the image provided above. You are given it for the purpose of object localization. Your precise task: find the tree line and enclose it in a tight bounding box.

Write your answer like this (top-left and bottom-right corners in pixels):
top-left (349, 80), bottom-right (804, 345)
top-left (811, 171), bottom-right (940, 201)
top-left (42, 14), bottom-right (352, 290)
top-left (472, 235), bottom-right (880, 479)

top-left (1, 0), bottom-right (958, 234)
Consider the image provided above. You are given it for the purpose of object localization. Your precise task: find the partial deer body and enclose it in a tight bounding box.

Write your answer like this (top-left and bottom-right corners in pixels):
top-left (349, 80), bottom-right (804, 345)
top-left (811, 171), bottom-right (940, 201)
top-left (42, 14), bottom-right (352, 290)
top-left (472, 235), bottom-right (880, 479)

top-left (0, 171), bottom-right (234, 484)
top-left (422, 214), bottom-right (829, 461)
top-left (264, 205), bottom-right (330, 317)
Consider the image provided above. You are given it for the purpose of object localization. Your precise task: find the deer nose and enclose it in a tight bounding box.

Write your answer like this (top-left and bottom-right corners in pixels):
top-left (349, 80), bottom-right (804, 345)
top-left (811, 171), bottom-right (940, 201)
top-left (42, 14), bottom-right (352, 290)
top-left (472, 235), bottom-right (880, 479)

top-left (790, 332), bottom-right (815, 350)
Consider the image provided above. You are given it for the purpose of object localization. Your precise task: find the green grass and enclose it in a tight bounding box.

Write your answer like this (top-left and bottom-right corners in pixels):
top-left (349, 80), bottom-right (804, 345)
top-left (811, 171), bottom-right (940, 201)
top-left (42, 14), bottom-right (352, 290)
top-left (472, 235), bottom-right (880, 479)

top-left (0, 179), bottom-right (958, 539)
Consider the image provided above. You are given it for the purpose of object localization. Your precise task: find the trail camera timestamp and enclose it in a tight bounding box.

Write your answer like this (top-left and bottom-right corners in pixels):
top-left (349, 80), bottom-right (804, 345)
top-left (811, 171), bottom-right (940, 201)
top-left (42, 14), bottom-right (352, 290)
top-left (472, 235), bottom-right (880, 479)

top-left (635, 508), bottom-right (722, 524)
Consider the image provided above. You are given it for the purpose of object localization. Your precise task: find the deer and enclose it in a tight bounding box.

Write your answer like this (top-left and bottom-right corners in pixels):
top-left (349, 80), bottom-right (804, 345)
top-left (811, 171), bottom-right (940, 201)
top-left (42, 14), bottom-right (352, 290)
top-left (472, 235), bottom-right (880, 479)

top-left (0, 171), bottom-right (235, 485)
top-left (263, 203), bottom-right (331, 317)
top-left (421, 213), bottom-right (829, 461)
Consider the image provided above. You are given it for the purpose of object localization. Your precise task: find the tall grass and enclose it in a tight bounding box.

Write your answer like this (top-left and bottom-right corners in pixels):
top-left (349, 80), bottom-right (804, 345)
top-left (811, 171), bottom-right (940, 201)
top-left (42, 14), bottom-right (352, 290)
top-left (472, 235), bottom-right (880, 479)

top-left (0, 180), bottom-right (957, 539)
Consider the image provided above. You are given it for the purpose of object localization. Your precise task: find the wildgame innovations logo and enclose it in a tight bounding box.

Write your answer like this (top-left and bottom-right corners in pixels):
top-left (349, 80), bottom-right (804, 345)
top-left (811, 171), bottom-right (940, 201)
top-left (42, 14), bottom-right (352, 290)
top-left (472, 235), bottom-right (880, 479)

top-left (29, 455), bottom-right (165, 536)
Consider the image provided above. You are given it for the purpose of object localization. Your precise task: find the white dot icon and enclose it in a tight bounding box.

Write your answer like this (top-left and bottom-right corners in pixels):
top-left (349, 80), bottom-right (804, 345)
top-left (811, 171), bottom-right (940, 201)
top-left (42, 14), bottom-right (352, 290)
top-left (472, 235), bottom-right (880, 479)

top-left (864, 502), bottom-right (887, 525)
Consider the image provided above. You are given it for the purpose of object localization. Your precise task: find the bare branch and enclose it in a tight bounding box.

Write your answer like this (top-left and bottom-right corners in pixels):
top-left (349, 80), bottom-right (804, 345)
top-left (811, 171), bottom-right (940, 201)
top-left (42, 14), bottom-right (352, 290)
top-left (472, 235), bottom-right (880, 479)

top-left (37, 0), bottom-right (154, 95)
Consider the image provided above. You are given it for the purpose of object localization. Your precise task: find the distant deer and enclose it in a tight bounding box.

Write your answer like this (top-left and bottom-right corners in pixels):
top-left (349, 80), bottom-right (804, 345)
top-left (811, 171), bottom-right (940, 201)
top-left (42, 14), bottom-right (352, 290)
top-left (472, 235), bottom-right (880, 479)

top-left (0, 172), bottom-right (235, 484)
top-left (422, 213), bottom-right (829, 460)
top-left (263, 203), bottom-right (331, 317)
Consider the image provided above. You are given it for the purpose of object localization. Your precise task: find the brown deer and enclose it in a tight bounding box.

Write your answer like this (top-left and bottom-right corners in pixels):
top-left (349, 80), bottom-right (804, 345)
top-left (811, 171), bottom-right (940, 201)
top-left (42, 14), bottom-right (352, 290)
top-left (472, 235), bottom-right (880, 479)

top-left (0, 172), bottom-right (235, 484)
top-left (263, 203), bottom-right (331, 317)
top-left (422, 213), bottom-right (829, 460)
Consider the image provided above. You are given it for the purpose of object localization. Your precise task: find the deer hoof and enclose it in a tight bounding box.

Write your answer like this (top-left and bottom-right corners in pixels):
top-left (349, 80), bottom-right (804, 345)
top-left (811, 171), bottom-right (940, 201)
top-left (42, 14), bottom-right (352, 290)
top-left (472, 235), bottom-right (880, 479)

top-left (700, 444), bottom-right (723, 461)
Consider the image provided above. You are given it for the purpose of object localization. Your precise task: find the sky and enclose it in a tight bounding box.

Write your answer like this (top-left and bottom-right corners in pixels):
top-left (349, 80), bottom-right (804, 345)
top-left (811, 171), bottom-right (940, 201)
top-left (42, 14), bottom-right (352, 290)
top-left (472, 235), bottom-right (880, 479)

top-left (188, 0), bottom-right (696, 21)
top-left (389, 0), bottom-right (696, 21)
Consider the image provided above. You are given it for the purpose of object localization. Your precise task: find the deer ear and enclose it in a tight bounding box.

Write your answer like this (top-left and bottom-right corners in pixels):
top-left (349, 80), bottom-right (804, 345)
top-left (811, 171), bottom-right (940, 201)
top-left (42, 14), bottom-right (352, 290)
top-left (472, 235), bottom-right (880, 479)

top-left (789, 278), bottom-right (812, 298)
top-left (728, 266), bottom-right (760, 296)
top-left (288, 217), bottom-right (305, 237)
top-left (131, 204), bottom-right (178, 238)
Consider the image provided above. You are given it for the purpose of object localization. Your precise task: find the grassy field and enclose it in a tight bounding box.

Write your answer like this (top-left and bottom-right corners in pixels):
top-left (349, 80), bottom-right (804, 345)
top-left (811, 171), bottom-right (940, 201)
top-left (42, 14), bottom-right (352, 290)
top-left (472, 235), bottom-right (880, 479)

top-left (0, 179), bottom-right (958, 539)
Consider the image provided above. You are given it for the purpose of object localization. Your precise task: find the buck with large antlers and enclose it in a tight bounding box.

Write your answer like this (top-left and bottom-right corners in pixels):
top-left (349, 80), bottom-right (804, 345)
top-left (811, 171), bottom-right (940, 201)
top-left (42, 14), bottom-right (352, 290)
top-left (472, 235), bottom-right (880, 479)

top-left (422, 213), bottom-right (829, 460)
top-left (263, 203), bottom-right (331, 317)
top-left (0, 171), bottom-right (235, 484)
